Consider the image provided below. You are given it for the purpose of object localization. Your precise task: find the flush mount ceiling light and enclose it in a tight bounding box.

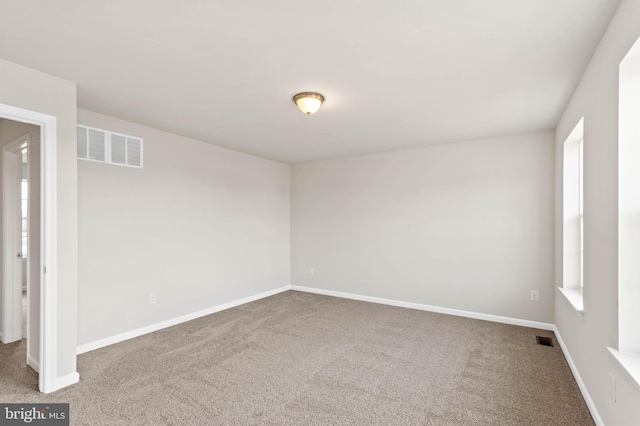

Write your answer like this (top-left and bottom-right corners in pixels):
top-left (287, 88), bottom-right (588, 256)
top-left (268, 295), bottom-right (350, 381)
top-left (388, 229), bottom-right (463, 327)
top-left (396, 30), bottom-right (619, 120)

top-left (293, 92), bottom-right (325, 115)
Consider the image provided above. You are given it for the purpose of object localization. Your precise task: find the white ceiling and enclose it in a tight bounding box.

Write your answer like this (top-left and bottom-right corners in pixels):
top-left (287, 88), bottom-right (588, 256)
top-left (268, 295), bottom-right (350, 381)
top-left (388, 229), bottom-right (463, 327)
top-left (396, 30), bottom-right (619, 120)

top-left (0, 1), bottom-right (620, 164)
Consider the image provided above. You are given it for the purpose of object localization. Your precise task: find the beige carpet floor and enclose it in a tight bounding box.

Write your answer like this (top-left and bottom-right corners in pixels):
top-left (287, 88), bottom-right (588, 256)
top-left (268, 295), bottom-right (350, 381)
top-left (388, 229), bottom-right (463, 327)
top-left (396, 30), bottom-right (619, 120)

top-left (0, 290), bottom-right (594, 425)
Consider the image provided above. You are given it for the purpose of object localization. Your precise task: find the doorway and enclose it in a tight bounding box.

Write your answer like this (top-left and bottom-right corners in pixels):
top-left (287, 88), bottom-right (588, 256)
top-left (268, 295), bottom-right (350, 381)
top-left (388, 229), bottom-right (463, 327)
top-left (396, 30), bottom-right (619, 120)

top-left (1, 123), bottom-right (39, 371)
top-left (0, 103), bottom-right (59, 394)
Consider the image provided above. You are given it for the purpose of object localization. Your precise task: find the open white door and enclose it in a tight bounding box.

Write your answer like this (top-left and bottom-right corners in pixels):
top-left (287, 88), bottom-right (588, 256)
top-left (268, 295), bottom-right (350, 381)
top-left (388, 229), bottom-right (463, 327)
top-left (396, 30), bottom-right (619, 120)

top-left (1, 137), bottom-right (25, 343)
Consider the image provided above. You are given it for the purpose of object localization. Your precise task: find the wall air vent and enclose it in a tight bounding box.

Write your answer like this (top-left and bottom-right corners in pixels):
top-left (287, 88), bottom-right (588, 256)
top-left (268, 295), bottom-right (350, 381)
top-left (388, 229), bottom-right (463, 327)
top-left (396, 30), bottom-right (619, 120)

top-left (77, 125), bottom-right (143, 168)
top-left (536, 336), bottom-right (554, 347)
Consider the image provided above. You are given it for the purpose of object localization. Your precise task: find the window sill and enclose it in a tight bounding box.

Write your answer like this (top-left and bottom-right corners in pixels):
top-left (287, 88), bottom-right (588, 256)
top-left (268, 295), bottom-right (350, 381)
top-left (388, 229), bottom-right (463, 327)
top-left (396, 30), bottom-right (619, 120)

top-left (607, 347), bottom-right (640, 390)
top-left (558, 287), bottom-right (584, 316)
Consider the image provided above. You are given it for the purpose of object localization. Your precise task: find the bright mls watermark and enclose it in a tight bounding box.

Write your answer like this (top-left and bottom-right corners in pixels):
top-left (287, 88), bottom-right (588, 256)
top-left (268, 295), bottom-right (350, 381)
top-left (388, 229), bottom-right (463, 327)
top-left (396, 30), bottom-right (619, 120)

top-left (0, 404), bottom-right (69, 425)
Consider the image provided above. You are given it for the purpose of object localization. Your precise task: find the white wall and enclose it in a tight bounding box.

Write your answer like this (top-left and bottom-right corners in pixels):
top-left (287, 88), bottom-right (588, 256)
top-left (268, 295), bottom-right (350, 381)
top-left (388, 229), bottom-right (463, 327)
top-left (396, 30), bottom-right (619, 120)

top-left (554, 0), bottom-right (640, 424)
top-left (0, 58), bottom-right (78, 385)
top-left (0, 119), bottom-right (41, 365)
top-left (292, 131), bottom-right (555, 323)
top-left (76, 109), bottom-right (290, 346)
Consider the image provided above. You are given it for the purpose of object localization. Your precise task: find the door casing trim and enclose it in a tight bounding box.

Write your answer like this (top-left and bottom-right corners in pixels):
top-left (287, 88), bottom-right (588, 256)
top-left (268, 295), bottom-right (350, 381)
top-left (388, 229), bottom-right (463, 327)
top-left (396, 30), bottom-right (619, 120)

top-left (0, 103), bottom-right (59, 393)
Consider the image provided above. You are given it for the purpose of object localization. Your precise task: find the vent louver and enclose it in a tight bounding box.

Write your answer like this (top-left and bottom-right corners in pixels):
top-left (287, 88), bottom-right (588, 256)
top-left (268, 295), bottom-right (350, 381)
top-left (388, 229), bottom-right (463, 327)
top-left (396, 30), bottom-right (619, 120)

top-left (111, 134), bottom-right (127, 165)
top-left (127, 137), bottom-right (142, 167)
top-left (88, 128), bottom-right (106, 162)
top-left (76, 125), bottom-right (143, 168)
top-left (77, 126), bottom-right (88, 159)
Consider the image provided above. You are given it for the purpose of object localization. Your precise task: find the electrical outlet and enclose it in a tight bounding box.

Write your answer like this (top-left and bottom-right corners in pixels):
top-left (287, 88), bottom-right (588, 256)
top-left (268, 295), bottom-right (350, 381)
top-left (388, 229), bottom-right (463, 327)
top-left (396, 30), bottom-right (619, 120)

top-left (149, 293), bottom-right (157, 304)
top-left (609, 374), bottom-right (616, 402)
top-left (309, 267), bottom-right (315, 276)
top-left (530, 290), bottom-right (539, 302)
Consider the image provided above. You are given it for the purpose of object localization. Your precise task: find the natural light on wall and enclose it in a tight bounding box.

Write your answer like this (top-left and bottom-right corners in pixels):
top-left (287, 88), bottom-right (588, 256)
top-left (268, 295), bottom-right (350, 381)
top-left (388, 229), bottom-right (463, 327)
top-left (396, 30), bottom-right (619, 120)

top-left (611, 34), bottom-right (640, 387)
top-left (560, 118), bottom-right (584, 313)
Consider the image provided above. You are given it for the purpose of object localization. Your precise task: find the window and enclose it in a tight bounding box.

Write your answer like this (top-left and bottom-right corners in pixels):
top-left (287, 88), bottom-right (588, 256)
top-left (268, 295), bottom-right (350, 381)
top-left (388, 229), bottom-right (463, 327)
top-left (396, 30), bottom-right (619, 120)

top-left (20, 147), bottom-right (28, 258)
top-left (612, 34), bottom-right (640, 387)
top-left (21, 179), bottom-right (27, 257)
top-left (77, 125), bottom-right (143, 168)
top-left (559, 118), bottom-right (584, 313)
top-left (578, 138), bottom-right (583, 288)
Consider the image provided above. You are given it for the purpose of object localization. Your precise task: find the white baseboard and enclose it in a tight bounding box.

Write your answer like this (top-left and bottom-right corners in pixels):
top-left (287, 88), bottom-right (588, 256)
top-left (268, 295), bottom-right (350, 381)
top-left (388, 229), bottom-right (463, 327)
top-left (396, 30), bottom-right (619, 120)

top-left (54, 372), bottom-right (79, 392)
top-left (292, 286), bottom-right (603, 422)
top-left (78, 284), bottom-right (554, 356)
top-left (72, 283), bottom-right (601, 424)
top-left (76, 286), bottom-right (291, 355)
top-left (27, 355), bottom-right (39, 373)
top-left (291, 285), bottom-right (555, 331)
top-left (553, 326), bottom-right (603, 426)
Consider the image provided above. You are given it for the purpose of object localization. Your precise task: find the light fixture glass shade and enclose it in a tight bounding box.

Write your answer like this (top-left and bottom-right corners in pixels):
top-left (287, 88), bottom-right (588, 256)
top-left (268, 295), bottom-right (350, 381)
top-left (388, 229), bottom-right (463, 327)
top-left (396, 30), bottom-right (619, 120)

top-left (293, 92), bottom-right (324, 115)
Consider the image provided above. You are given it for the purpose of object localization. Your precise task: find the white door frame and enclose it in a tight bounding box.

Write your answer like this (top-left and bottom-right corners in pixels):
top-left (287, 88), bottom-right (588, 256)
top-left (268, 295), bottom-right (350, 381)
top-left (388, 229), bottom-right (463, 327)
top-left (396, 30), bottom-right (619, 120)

top-left (0, 103), bottom-right (58, 394)
top-left (2, 134), bottom-right (27, 343)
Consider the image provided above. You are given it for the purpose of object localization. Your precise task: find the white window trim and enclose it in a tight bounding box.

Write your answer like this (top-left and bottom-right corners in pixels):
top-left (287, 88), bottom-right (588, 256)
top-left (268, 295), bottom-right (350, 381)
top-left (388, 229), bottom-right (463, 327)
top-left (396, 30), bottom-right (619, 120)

top-left (560, 117), bottom-right (584, 315)
top-left (613, 33), bottom-right (640, 389)
top-left (607, 348), bottom-right (640, 390)
top-left (557, 287), bottom-right (584, 316)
